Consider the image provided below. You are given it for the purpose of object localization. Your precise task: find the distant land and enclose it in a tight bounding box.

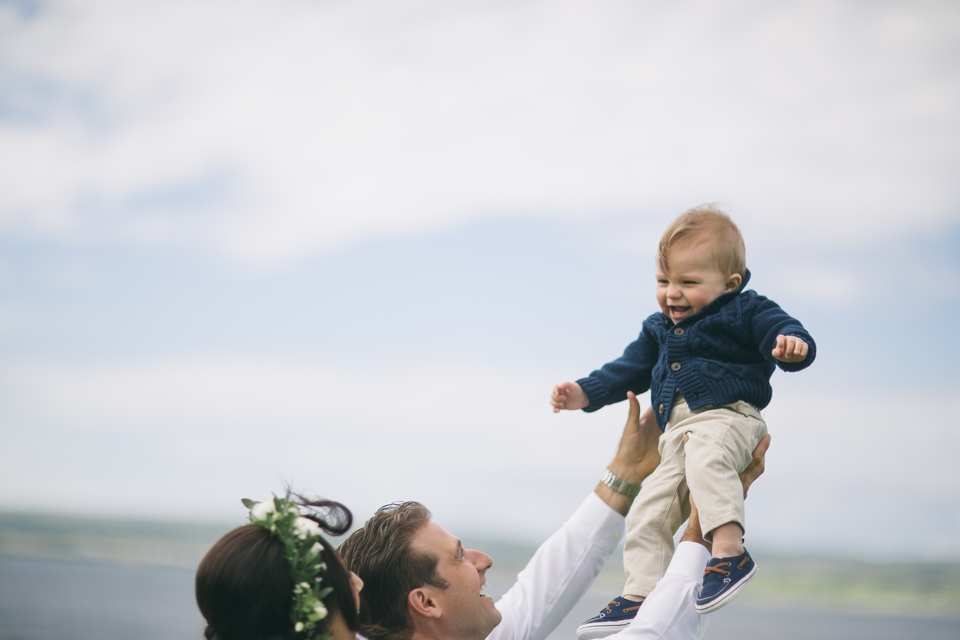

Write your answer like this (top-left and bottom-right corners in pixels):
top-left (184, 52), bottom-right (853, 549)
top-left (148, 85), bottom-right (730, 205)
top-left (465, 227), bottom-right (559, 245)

top-left (2, 511), bottom-right (959, 616)
top-left (0, 511), bottom-right (233, 568)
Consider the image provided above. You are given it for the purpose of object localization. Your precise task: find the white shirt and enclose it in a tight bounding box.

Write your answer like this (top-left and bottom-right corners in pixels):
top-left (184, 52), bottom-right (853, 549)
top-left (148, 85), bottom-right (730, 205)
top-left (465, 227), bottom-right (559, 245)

top-left (611, 542), bottom-right (711, 640)
top-left (489, 493), bottom-right (708, 640)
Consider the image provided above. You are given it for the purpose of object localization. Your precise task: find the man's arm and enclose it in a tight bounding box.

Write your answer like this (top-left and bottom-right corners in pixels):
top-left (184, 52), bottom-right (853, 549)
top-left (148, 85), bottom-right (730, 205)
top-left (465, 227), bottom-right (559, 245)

top-left (490, 393), bottom-right (662, 640)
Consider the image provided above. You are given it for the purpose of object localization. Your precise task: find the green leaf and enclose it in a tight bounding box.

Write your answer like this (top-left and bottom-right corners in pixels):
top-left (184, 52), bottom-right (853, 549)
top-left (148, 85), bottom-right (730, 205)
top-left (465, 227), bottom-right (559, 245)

top-left (241, 498), bottom-right (256, 509)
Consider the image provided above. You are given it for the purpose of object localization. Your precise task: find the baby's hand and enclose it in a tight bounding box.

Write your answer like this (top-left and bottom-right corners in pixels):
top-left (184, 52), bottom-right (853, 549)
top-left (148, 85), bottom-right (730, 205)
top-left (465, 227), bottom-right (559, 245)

top-left (551, 382), bottom-right (589, 413)
top-left (772, 335), bottom-right (809, 363)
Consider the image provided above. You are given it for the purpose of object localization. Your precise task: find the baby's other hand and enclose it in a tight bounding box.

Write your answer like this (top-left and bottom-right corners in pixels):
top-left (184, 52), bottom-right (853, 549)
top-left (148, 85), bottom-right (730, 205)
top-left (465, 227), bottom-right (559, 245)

top-left (772, 335), bottom-right (808, 363)
top-left (551, 381), bottom-right (589, 413)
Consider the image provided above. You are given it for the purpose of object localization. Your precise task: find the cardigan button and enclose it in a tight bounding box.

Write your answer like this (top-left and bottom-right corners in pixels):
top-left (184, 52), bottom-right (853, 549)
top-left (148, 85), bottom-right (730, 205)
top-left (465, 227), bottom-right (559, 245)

top-left (658, 403), bottom-right (664, 414)
top-left (671, 362), bottom-right (681, 372)
top-left (674, 327), bottom-right (684, 335)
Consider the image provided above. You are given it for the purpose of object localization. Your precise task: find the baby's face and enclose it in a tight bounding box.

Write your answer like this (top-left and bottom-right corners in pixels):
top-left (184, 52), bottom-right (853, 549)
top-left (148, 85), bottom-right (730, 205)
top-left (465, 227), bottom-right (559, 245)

top-left (656, 240), bottom-right (740, 323)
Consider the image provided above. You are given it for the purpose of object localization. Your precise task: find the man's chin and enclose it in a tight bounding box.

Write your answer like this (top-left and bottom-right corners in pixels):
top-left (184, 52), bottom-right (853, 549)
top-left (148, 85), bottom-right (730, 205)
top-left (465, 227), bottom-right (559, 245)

top-left (485, 603), bottom-right (503, 629)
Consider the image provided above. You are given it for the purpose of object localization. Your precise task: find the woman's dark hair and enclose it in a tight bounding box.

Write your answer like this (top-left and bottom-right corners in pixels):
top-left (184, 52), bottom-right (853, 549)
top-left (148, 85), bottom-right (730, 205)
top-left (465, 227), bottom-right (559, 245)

top-left (196, 495), bottom-right (357, 640)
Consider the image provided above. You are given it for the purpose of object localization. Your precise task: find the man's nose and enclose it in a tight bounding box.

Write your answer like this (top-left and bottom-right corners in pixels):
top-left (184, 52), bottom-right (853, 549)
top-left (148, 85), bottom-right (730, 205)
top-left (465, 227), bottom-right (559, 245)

top-left (465, 548), bottom-right (493, 572)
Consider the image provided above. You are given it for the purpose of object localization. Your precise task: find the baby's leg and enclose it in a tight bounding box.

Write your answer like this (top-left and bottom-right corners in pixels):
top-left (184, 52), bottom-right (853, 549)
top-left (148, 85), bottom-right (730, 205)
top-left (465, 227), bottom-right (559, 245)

top-left (622, 420), bottom-right (690, 598)
top-left (710, 522), bottom-right (745, 558)
top-left (683, 402), bottom-right (767, 558)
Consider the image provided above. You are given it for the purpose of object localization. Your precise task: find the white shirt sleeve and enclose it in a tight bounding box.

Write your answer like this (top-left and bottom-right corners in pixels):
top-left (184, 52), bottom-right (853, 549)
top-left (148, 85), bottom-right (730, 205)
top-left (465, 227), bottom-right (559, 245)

top-left (488, 492), bottom-right (625, 640)
top-left (608, 542), bottom-right (711, 640)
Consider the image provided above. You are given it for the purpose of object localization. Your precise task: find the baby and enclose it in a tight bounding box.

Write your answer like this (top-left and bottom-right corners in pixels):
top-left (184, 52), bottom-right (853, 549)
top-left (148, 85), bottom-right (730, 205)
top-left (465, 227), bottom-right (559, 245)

top-left (552, 205), bottom-right (815, 637)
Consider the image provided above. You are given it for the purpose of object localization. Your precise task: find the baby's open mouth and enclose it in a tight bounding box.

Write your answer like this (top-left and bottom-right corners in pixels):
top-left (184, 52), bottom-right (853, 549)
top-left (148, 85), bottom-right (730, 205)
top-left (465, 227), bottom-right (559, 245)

top-left (669, 306), bottom-right (690, 318)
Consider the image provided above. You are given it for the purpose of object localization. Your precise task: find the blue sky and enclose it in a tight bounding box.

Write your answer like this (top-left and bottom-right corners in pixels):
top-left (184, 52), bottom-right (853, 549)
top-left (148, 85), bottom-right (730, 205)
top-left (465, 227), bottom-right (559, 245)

top-left (4, 215), bottom-right (959, 378)
top-left (1, 0), bottom-right (959, 560)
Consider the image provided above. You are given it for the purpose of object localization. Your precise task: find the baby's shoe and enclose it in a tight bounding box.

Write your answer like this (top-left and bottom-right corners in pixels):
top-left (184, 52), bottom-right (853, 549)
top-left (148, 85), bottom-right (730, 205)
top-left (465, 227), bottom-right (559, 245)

top-left (695, 548), bottom-right (757, 614)
top-left (576, 597), bottom-right (643, 640)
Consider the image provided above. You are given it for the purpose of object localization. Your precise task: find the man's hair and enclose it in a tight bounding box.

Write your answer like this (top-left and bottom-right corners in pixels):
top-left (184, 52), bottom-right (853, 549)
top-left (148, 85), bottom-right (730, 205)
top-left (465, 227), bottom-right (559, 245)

top-left (657, 204), bottom-right (746, 278)
top-left (338, 502), bottom-right (449, 640)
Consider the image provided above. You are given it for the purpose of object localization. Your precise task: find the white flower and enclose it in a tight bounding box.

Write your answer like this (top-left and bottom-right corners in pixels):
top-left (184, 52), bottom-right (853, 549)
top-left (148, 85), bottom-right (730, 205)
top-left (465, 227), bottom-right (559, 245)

top-left (293, 517), bottom-right (322, 540)
top-left (295, 622), bottom-right (305, 632)
top-left (314, 602), bottom-right (328, 619)
top-left (250, 494), bottom-right (277, 521)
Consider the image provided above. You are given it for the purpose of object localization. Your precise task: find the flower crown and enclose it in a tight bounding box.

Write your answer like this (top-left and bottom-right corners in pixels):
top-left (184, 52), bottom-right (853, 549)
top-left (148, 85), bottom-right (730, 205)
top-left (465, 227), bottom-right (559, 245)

top-left (242, 494), bottom-right (333, 640)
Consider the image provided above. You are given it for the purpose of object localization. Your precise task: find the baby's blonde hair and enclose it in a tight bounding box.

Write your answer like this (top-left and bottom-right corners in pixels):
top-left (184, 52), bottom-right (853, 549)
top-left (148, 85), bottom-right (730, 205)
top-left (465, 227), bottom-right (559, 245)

top-left (657, 204), bottom-right (746, 278)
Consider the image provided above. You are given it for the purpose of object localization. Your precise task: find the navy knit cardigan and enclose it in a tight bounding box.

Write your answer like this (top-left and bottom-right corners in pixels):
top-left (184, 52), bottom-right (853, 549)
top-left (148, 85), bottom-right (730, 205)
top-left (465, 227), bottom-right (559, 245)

top-left (577, 271), bottom-right (816, 430)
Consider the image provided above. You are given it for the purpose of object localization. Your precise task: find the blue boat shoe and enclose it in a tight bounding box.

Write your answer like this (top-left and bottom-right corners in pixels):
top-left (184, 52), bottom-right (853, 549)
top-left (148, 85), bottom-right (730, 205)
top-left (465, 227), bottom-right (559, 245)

top-left (695, 548), bottom-right (757, 614)
top-left (576, 597), bottom-right (643, 640)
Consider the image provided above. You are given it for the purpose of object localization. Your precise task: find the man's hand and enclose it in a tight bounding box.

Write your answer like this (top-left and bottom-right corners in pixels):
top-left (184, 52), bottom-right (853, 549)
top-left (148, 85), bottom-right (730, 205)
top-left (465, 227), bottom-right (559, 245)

top-left (596, 392), bottom-right (662, 516)
top-left (740, 433), bottom-right (770, 499)
top-left (609, 391), bottom-right (662, 485)
top-left (682, 433), bottom-right (772, 548)
top-left (772, 335), bottom-right (808, 363)
top-left (551, 381), bottom-right (589, 412)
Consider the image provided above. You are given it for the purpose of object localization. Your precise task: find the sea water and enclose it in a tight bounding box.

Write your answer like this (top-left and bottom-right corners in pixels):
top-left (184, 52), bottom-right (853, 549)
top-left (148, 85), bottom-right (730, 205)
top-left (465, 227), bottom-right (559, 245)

top-left (2, 555), bottom-right (959, 640)
top-left (0, 556), bottom-right (204, 640)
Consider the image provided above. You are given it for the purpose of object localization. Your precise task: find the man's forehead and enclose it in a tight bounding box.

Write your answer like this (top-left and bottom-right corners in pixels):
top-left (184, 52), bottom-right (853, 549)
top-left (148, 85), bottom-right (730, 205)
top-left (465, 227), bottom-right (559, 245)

top-left (411, 519), bottom-right (459, 553)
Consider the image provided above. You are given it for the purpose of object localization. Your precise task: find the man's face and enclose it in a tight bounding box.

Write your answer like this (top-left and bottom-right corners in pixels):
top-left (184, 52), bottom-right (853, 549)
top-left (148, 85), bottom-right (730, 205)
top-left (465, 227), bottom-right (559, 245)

top-left (410, 520), bottom-right (501, 639)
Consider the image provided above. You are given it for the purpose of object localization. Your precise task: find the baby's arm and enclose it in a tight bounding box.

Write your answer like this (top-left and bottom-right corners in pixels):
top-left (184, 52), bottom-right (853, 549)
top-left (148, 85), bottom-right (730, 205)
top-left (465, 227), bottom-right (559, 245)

top-left (748, 296), bottom-right (816, 372)
top-left (552, 328), bottom-right (658, 413)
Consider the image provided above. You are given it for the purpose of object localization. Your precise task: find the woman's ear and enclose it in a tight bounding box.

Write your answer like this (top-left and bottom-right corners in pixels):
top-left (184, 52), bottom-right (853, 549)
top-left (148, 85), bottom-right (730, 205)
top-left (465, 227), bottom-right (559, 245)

top-left (725, 273), bottom-right (742, 292)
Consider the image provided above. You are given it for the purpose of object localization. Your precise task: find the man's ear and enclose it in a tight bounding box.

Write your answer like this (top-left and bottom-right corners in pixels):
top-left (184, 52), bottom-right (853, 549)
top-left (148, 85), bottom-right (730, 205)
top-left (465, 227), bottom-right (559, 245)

top-left (408, 586), bottom-right (442, 620)
top-left (725, 273), bottom-right (742, 292)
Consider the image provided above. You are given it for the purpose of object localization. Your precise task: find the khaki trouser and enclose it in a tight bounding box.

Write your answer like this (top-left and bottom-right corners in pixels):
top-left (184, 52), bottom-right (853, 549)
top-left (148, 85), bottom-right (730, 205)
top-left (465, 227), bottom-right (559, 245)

top-left (622, 397), bottom-right (767, 597)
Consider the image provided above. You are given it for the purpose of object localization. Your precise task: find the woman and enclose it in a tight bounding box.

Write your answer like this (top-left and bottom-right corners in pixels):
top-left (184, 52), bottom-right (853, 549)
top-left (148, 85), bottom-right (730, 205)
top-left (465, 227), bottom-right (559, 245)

top-left (196, 493), bottom-right (365, 640)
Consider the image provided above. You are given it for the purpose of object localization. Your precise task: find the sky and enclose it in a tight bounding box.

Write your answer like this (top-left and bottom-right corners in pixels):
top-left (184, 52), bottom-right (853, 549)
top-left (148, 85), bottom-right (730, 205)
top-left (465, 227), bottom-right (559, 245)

top-left (1, 0), bottom-right (959, 560)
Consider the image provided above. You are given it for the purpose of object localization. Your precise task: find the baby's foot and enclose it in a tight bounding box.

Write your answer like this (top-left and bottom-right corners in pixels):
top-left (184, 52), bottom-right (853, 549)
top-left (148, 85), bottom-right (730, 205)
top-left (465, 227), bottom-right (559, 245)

top-left (695, 548), bottom-right (757, 613)
top-left (576, 596), bottom-right (643, 640)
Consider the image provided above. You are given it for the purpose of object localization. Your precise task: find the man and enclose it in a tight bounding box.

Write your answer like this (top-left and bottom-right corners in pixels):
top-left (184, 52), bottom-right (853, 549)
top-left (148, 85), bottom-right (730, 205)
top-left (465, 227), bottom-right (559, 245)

top-left (339, 392), bottom-right (769, 640)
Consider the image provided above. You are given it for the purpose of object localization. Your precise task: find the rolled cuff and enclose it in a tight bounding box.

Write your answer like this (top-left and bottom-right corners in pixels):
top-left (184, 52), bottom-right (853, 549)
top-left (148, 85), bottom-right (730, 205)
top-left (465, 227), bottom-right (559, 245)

top-left (576, 376), bottom-right (610, 413)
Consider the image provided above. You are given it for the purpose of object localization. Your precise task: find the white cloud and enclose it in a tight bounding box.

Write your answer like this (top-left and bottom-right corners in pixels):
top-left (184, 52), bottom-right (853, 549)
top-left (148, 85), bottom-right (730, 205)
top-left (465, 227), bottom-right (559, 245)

top-left (0, 0), bottom-right (958, 266)
top-left (750, 383), bottom-right (960, 559)
top-left (1, 356), bottom-right (956, 556)
top-left (0, 357), bottom-right (631, 544)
